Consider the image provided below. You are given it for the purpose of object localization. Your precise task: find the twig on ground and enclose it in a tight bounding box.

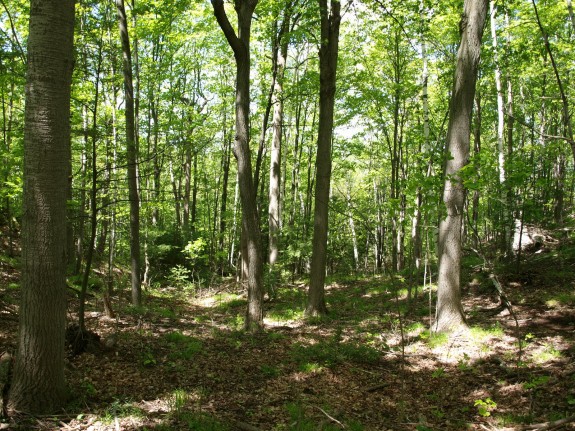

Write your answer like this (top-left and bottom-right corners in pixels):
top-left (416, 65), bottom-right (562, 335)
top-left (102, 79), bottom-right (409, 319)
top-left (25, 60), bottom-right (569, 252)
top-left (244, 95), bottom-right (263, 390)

top-left (314, 405), bottom-right (346, 428)
top-left (365, 383), bottom-right (387, 392)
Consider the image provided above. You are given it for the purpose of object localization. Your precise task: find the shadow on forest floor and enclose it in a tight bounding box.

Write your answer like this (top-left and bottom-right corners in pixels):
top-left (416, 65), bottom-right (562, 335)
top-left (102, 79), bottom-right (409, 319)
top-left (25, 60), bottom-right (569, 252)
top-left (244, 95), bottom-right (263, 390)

top-left (0, 239), bottom-right (574, 430)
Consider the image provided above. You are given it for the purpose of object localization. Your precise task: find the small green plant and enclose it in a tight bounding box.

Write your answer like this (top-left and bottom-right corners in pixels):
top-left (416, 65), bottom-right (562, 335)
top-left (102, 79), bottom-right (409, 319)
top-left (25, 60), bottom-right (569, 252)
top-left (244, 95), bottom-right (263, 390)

top-left (457, 353), bottom-right (472, 371)
top-left (299, 362), bottom-right (324, 373)
top-left (101, 400), bottom-right (144, 423)
top-left (167, 264), bottom-right (192, 288)
top-left (474, 397), bottom-right (497, 417)
top-left (522, 375), bottom-right (549, 390)
top-left (432, 367), bottom-right (446, 378)
top-left (153, 305), bottom-right (178, 319)
top-left (431, 408), bottom-right (445, 419)
top-left (141, 350), bottom-right (157, 367)
top-left (168, 388), bottom-right (189, 415)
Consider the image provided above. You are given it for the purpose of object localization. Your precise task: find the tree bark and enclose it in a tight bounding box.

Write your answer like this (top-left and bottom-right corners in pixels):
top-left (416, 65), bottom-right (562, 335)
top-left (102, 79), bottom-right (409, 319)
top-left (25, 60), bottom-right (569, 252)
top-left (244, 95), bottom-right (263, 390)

top-left (212, 0), bottom-right (264, 331)
top-left (9, 0), bottom-right (75, 414)
top-left (434, 0), bottom-right (488, 333)
top-left (116, 0), bottom-right (141, 306)
top-left (306, 0), bottom-right (340, 317)
top-left (269, 9), bottom-right (291, 290)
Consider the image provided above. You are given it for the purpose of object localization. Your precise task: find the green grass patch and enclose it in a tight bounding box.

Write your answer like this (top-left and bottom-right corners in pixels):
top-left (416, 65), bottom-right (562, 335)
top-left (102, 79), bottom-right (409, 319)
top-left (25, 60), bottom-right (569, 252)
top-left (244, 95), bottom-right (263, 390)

top-left (406, 322), bottom-right (426, 334)
top-left (213, 293), bottom-right (246, 311)
top-left (163, 331), bottom-right (203, 360)
top-left (260, 364), bottom-right (281, 378)
top-left (469, 322), bottom-right (505, 341)
top-left (101, 400), bottom-right (145, 424)
top-left (531, 343), bottom-right (562, 364)
top-left (290, 338), bottom-right (380, 369)
top-left (420, 330), bottom-right (449, 348)
top-left (267, 307), bottom-right (304, 322)
top-left (545, 291), bottom-right (575, 307)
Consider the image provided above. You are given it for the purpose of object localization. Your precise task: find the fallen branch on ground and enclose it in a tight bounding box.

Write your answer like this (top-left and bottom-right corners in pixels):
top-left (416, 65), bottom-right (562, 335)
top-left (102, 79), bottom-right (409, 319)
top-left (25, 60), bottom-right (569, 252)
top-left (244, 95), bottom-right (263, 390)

top-left (520, 415), bottom-right (575, 431)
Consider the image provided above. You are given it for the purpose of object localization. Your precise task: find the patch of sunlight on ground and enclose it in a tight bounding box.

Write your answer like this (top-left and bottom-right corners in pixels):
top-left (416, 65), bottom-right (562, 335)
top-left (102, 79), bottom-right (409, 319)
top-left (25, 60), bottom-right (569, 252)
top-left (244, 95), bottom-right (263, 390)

top-left (264, 317), bottom-right (303, 328)
top-left (530, 341), bottom-right (563, 364)
top-left (195, 292), bottom-right (242, 308)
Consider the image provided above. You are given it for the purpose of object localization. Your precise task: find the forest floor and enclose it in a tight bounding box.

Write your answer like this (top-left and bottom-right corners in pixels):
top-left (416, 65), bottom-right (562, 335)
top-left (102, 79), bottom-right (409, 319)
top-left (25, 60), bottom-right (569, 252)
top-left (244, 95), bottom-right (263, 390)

top-left (1, 235), bottom-right (575, 430)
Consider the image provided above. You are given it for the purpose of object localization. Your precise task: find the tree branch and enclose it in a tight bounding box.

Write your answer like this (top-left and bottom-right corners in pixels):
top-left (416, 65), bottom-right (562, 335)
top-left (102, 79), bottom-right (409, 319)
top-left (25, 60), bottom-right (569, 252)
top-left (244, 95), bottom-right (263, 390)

top-left (211, 0), bottom-right (243, 57)
top-left (0, 0), bottom-right (26, 64)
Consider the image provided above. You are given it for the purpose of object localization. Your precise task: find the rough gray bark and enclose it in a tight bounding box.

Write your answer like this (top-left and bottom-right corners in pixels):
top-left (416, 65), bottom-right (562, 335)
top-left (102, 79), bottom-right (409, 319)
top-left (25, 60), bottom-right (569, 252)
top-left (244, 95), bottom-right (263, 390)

top-left (212, 0), bottom-right (264, 331)
top-left (434, 0), bottom-right (488, 333)
top-left (306, 0), bottom-right (340, 317)
top-left (9, 0), bottom-right (75, 414)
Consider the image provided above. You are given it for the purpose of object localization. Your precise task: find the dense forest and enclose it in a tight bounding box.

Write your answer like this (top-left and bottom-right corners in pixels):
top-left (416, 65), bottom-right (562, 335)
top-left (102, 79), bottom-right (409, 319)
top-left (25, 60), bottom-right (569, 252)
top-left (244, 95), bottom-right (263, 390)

top-left (0, 0), bottom-right (574, 430)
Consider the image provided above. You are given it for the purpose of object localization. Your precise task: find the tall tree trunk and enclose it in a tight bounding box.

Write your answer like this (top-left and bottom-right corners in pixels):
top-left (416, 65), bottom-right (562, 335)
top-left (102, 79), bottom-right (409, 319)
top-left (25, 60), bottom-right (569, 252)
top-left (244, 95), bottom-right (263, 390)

top-left (472, 94), bottom-right (482, 248)
top-left (79, 42), bottom-right (103, 332)
top-left (183, 145), bottom-right (192, 234)
top-left (219, 136), bottom-right (232, 273)
top-left (490, 0), bottom-right (510, 253)
top-left (306, 0), bottom-right (340, 317)
top-left (191, 152), bottom-right (198, 236)
top-left (553, 152), bottom-right (565, 225)
top-left (75, 116), bottom-right (88, 275)
top-left (212, 0), bottom-right (264, 332)
top-left (9, 0), bottom-right (75, 413)
top-left (347, 185), bottom-right (359, 272)
top-left (434, 0), bottom-right (488, 333)
top-left (170, 161), bottom-right (182, 232)
top-left (269, 10), bottom-right (291, 291)
top-left (504, 11), bottom-right (515, 255)
top-left (412, 0), bottom-right (429, 272)
top-left (1, 82), bottom-right (15, 257)
top-left (150, 96), bottom-right (161, 226)
top-left (116, 0), bottom-right (141, 306)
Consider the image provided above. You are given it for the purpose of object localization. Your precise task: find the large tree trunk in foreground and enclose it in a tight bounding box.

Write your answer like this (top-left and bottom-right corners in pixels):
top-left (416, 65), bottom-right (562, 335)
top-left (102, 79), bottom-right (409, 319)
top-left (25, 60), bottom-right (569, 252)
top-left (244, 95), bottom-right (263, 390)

top-left (212, 0), bottom-right (264, 331)
top-left (306, 0), bottom-right (341, 317)
top-left (9, 0), bottom-right (75, 414)
top-left (116, 0), bottom-right (142, 306)
top-left (434, 0), bottom-right (488, 333)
